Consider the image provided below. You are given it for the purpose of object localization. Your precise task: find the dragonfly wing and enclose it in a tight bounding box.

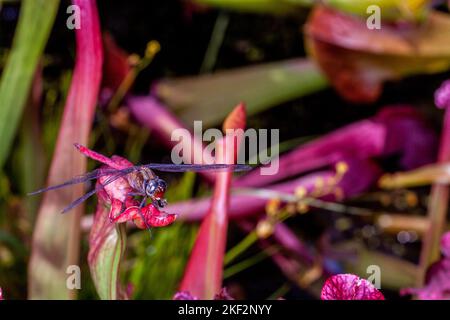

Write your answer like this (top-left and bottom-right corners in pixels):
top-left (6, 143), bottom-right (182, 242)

top-left (61, 169), bottom-right (134, 214)
top-left (141, 163), bottom-right (252, 172)
top-left (28, 168), bottom-right (121, 196)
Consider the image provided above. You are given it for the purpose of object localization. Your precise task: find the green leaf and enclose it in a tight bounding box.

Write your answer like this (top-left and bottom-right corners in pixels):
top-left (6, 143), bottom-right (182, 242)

top-left (192, 0), bottom-right (313, 14)
top-left (0, 0), bottom-right (59, 169)
top-left (324, 0), bottom-right (430, 21)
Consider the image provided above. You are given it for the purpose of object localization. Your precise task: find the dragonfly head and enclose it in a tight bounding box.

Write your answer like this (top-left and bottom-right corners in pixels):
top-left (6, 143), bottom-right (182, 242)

top-left (145, 178), bottom-right (167, 207)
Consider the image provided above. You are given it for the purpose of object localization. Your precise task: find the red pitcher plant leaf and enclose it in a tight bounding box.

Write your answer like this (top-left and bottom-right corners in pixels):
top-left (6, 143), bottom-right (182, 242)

top-left (179, 103), bottom-right (246, 299)
top-left (88, 192), bottom-right (128, 300)
top-left (305, 6), bottom-right (450, 103)
top-left (321, 274), bottom-right (385, 300)
top-left (28, 0), bottom-right (103, 299)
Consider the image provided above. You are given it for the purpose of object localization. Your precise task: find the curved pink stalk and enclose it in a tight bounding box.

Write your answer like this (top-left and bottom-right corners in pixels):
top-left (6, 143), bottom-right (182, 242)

top-left (28, 0), bottom-right (103, 299)
top-left (172, 171), bottom-right (335, 222)
top-left (179, 104), bottom-right (246, 299)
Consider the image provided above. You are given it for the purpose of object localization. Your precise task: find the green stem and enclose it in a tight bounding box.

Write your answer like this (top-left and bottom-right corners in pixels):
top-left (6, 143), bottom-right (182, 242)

top-left (0, 0), bottom-right (59, 169)
top-left (224, 246), bottom-right (278, 279)
top-left (193, 0), bottom-right (312, 14)
top-left (200, 11), bottom-right (229, 74)
top-left (224, 231), bottom-right (259, 266)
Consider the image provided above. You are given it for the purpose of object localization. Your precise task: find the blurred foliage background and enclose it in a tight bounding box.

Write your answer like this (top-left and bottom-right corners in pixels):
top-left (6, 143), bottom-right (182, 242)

top-left (0, 0), bottom-right (450, 300)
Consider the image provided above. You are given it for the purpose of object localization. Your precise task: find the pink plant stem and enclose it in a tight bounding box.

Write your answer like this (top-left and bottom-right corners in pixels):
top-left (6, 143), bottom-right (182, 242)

top-left (28, 0), bottom-right (103, 299)
top-left (418, 81), bottom-right (450, 286)
top-left (179, 104), bottom-right (245, 299)
top-left (172, 171), bottom-right (335, 222)
top-left (172, 158), bottom-right (381, 222)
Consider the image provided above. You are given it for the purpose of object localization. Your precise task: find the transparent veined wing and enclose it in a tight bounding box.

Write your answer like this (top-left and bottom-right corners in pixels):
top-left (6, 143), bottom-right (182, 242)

top-left (28, 167), bottom-right (132, 196)
top-left (140, 163), bottom-right (252, 172)
top-left (61, 169), bottom-right (134, 214)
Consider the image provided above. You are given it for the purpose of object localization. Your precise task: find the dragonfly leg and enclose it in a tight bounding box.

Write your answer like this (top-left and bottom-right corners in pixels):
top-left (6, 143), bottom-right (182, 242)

top-left (136, 197), bottom-right (153, 231)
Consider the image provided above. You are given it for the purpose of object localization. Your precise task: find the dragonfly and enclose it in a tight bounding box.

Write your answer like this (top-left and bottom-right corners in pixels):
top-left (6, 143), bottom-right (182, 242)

top-left (29, 144), bottom-right (252, 218)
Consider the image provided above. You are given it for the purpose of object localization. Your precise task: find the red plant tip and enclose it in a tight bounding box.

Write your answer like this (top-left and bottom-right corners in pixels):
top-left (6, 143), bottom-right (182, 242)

top-left (441, 231), bottom-right (450, 258)
top-left (223, 102), bottom-right (246, 132)
top-left (321, 274), bottom-right (385, 300)
top-left (435, 80), bottom-right (450, 109)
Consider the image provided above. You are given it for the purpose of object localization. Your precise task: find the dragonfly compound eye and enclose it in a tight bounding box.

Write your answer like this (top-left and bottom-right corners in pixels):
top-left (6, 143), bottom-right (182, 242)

top-left (157, 179), bottom-right (167, 192)
top-left (145, 180), bottom-right (158, 196)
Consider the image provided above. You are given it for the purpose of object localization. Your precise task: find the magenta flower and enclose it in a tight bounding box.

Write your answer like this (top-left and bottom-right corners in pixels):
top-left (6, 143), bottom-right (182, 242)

top-left (76, 144), bottom-right (177, 229)
top-left (0, 287), bottom-right (3, 300)
top-left (173, 288), bottom-right (234, 300)
top-left (321, 274), bottom-right (385, 300)
top-left (401, 232), bottom-right (450, 300)
top-left (173, 291), bottom-right (199, 300)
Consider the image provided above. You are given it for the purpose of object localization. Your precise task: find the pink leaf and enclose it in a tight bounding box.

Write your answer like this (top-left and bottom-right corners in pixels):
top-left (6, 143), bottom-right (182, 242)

top-left (321, 274), bottom-right (385, 300)
top-left (28, 0), bottom-right (103, 299)
top-left (179, 104), bottom-right (246, 299)
top-left (235, 105), bottom-right (436, 187)
top-left (172, 158), bottom-right (381, 222)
